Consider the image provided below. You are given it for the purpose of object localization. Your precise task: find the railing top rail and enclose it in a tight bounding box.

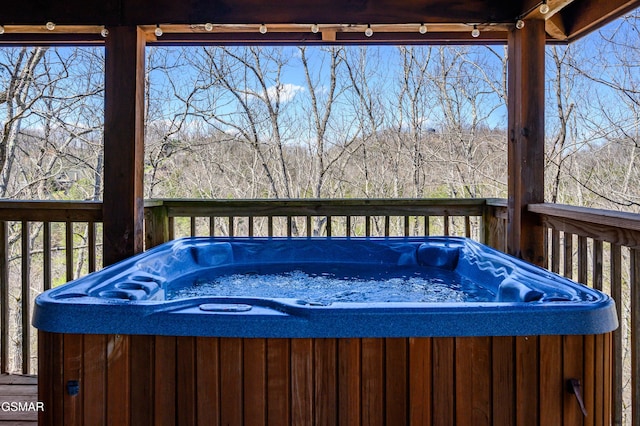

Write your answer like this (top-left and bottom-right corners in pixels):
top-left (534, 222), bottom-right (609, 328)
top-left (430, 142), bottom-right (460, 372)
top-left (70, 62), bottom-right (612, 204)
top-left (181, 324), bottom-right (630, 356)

top-left (0, 200), bottom-right (103, 222)
top-left (529, 203), bottom-right (640, 232)
top-left (529, 202), bottom-right (640, 249)
top-left (146, 198), bottom-right (495, 217)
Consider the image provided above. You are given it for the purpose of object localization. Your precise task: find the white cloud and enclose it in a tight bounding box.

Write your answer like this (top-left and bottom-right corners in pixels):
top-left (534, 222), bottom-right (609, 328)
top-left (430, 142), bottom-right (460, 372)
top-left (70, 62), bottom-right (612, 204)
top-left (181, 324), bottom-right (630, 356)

top-left (266, 83), bottom-right (305, 103)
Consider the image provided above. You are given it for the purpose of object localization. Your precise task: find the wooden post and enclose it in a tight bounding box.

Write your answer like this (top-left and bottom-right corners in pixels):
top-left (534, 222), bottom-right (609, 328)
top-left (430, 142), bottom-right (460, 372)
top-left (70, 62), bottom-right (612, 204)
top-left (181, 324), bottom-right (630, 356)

top-left (507, 20), bottom-right (546, 266)
top-left (103, 26), bottom-right (146, 266)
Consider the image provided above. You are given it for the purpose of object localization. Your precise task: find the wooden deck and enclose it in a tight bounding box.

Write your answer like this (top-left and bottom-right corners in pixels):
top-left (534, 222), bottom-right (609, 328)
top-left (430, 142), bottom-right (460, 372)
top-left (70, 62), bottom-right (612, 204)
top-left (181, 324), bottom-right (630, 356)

top-left (0, 374), bottom-right (38, 425)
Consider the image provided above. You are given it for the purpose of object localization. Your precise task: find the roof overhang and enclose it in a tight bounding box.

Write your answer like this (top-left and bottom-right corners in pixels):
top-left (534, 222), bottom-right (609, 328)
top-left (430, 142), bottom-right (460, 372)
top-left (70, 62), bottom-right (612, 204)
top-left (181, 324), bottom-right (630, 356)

top-left (0, 0), bottom-right (637, 45)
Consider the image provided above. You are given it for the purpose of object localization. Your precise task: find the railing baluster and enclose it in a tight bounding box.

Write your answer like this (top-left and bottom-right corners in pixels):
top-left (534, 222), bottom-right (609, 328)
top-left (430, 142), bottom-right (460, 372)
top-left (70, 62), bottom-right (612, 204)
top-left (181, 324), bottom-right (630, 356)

top-left (424, 216), bottom-right (429, 236)
top-left (365, 216), bottom-right (371, 237)
top-left (66, 221), bottom-right (74, 282)
top-left (464, 216), bottom-right (471, 238)
top-left (44, 222), bottom-right (52, 290)
top-left (563, 232), bottom-right (573, 279)
top-left (631, 248), bottom-right (640, 426)
top-left (0, 221), bottom-right (7, 374)
top-left (404, 216), bottom-right (410, 237)
top-left (551, 229), bottom-right (560, 274)
top-left (578, 235), bottom-right (588, 285)
top-left (87, 221), bottom-right (96, 274)
top-left (190, 217), bottom-right (197, 236)
top-left (593, 240), bottom-right (603, 291)
top-left (169, 217), bottom-right (175, 240)
top-left (443, 213), bottom-right (450, 236)
top-left (611, 244), bottom-right (623, 426)
top-left (346, 216), bottom-right (352, 237)
top-left (326, 216), bottom-right (332, 237)
top-left (21, 221), bottom-right (30, 374)
top-left (228, 216), bottom-right (234, 237)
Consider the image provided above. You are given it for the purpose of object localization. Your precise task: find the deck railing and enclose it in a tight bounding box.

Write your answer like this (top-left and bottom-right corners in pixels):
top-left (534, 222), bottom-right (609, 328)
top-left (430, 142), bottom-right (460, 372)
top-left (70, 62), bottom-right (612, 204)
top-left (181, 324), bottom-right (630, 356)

top-left (529, 203), bottom-right (640, 426)
top-left (2, 198), bottom-right (639, 424)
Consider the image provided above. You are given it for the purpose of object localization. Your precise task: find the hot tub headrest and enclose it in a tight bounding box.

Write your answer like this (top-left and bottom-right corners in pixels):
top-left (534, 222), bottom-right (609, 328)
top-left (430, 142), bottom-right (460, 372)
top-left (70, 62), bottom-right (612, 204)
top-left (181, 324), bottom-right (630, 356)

top-left (497, 277), bottom-right (544, 302)
top-left (416, 244), bottom-right (460, 270)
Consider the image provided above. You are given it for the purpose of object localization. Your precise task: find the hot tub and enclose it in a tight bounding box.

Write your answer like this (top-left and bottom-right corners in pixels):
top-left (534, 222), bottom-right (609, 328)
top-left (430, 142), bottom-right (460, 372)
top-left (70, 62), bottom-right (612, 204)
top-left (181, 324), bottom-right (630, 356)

top-left (34, 237), bottom-right (617, 425)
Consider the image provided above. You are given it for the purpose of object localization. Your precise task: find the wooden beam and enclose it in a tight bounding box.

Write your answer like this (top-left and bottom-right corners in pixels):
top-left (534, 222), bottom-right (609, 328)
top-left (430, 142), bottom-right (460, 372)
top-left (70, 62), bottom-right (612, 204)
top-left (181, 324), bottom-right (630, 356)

top-left (103, 26), bottom-right (146, 266)
top-left (561, 0), bottom-right (640, 40)
top-left (507, 19), bottom-right (546, 266)
top-left (0, 0), bottom-right (520, 27)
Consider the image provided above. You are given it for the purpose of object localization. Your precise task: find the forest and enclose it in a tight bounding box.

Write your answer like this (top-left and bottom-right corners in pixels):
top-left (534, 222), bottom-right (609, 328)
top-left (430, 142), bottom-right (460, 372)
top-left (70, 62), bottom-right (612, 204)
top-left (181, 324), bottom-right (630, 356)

top-left (0, 11), bottom-right (638, 212)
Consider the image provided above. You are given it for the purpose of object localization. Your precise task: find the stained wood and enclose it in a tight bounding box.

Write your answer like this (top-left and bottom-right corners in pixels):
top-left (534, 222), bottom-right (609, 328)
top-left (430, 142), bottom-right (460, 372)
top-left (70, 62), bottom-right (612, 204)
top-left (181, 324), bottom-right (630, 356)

top-left (529, 203), bottom-right (640, 249)
top-left (432, 337), bottom-right (455, 425)
top-left (130, 335), bottom-right (154, 425)
top-left (62, 334), bottom-right (82, 426)
top-left (291, 339), bottom-right (313, 425)
top-left (338, 338), bottom-right (360, 426)
top-left (506, 20), bottom-right (546, 266)
top-left (539, 335), bottom-right (562, 425)
top-left (385, 338), bottom-right (407, 425)
top-left (562, 335), bottom-right (583, 425)
top-left (106, 334), bottom-right (130, 426)
top-left (21, 221), bottom-right (30, 375)
top-left (455, 337), bottom-right (491, 425)
top-left (408, 338), bottom-right (431, 424)
top-left (82, 334), bottom-right (106, 426)
top-left (515, 336), bottom-right (538, 425)
top-left (491, 337), bottom-right (514, 426)
top-left (102, 25), bottom-right (146, 266)
top-left (361, 338), bottom-right (384, 426)
top-left (314, 339), bottom-right (337, 426)
top-left (195, 337), bottom-right (218, 426)
top-left (0, 222), bottom-right (8, 374)
top-left (36, 332), bottom-right (614, 425)
top-left (244, 339), bottom-right (267, 426)
top-left (267, 339), bottom-right (290, 425)
top-left (219, 338), bottom-right (242, 425)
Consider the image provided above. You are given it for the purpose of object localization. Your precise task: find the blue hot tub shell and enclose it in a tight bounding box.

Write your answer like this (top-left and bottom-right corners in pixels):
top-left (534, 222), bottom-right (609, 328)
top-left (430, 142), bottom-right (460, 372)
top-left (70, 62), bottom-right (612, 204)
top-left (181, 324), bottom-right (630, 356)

top-left (32, 237), bottom-right (617, 338)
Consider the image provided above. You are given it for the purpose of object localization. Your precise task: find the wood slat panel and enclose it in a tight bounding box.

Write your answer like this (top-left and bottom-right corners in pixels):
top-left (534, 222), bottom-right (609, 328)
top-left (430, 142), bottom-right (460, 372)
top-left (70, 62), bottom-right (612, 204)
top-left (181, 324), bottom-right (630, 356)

top-left (267, 339), bottom-right (290, 426)
top-left (458, 337), bottom-right (491, 425)
top-left (563, 335), bottom-right (584, 425)
top-left (130, 335), bottom-right (154, 425)
top-left (314, 339), bottom-right (337, 426)
top-left (244, 339), bottom-right (267, 426)
top-left (219, 338), bottom-right (242, 425)
top-left (35, 332), bottom-right (614, 426)
top-left (291, 339), bottom-right (313, 425)
top-left (432, 337), bottom-right (455, 425)
top-left (195, 337), bottom-right (218, 426)
top-left (385, 338), bottom-right (408, 425)
top-left (491, 337), bottom-right (514, 426)
top-left (515, 336), bottom-right (538, 425)
top-left (361, 338), bottom-right (384, 426)
top-left (338, 339), bottom-right (360, 426)
top-left (106, 334), bottom-right (130, 426)
top-left (409, 338), bottom-right (431, 424)
top-left (539, 335), bottom-right (562, 425)
top-left (82, 334), bottom-right (106, 426)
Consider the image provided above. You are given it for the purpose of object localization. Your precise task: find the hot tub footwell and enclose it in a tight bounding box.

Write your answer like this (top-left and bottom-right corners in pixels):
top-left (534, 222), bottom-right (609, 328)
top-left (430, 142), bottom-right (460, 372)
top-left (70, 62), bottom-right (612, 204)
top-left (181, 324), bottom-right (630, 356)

top-left (38, 331), bottom-right (612, 426)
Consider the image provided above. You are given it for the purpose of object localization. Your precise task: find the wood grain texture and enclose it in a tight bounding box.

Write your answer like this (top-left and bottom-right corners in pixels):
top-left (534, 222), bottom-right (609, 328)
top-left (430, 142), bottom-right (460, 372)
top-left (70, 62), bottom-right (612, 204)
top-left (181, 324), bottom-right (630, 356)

top-left (35, 334), bottom-right (613, 425)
